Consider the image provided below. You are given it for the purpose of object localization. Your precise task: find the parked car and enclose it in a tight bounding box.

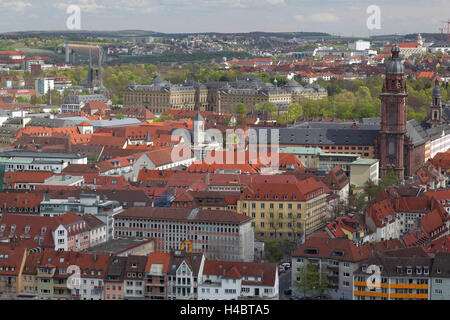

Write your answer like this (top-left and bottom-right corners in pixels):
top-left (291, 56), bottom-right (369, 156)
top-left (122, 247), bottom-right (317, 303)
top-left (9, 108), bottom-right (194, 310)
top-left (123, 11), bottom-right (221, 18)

top-left (282, 263), bottom-right (291, 270)
top-left (284, 289), bottom-right (292, 295)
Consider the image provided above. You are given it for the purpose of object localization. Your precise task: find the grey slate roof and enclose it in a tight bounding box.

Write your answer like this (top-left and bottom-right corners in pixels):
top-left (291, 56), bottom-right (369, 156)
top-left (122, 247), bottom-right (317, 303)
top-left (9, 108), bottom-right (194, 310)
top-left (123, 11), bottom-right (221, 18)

top-left (61, 116), bottom-right (142, 127)
top-left (252, 118), bottom-right (432, 147)
top-left (63, 94), bottom-right (109, 104)
top-left (29, 118), bottom-right (78, 128)
top-left (425, 123), bottom-right (450, 141)
top-left (431, 252), bottom-right (450, 278)
top-left (406, 119), bottom-right (428, 146)
top-left (251, 126), bottom-right (379, 146)
top-left (0, 150), bottom-right (85, 159)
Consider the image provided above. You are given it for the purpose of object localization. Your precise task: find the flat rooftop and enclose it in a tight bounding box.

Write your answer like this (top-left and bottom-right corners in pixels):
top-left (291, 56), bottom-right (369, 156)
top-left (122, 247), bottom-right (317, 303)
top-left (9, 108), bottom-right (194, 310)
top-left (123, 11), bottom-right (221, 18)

top-left (84, 237), bottom-right (154, 255)
top-left (351, 158), bottom-right (379, 165)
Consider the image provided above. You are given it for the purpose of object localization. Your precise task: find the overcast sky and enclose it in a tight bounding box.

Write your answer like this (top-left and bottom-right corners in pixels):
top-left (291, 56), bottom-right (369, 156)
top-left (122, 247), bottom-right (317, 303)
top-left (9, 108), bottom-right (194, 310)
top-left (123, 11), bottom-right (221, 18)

top-left (0, 0), bottom-right (448, 36)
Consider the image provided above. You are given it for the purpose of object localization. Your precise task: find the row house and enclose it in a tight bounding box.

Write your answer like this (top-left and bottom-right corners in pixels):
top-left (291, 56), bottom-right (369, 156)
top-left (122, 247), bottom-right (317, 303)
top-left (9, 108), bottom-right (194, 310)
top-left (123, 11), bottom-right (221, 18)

top-left (82, 214), bottom-right (108, 247)
top-left (123, 255), bottom-right (147, 300)
top-left (0, 244), bottom-right (27, 298)
top-left (113, 207), bottom-right (254, 262)
top-left (53, 212), bottom-right (90, 252)
top-left (104, 256), bottom-right (127, 300)
top-left (198, 260), bottom-right (278, 300)
top-left (291, 233), bottom-right (370, 300)
top-left (34, 250), bottom-right (109, 300)
top-left (167, 251), bottom-right (204, 300)
top-left (365, 199), bottom-right (401, 242)
top-left (145, 252), bottom-right (171, 300)
top-left (0, 212), bottom-right (93, 252)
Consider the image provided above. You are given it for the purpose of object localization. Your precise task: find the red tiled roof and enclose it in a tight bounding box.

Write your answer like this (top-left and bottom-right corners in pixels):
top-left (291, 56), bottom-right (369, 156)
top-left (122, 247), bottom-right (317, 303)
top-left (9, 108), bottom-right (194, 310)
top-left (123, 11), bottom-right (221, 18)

top-left (4, 171), bottom-right (53, 184)
top-left (202, 260), bottom-right (277, 287)
top-left (0, 193), bottom-right (43, 210)
top-left (292, 234), bottom-right (370, 262)
top-left (0, 244), bottom-right (27, 276)
top-left (432, 151), bottom-right (450, 169)
top-left (77, 121), bottom-right (92, 127)
top-left (421, 208), bottom-right (445, 234)
top-left (137, 169), bottom-right (175, 183)
top-left (366, 199), bottom-right (396, 228)
top-left (241, 177), bottom-right (326, 202)
top-left (115, 207), bottom-right (251, 224)
top-left (145, 252), bottom-right (171, 273)
top-left (0, 214), bottom-right (57, 248)
top-left (88, 134), bottom-right (128, 149)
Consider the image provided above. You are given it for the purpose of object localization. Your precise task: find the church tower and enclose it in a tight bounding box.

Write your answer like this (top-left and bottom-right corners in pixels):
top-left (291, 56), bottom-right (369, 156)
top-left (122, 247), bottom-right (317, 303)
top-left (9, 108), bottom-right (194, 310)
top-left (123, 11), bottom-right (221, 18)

top-left (429, 79), bottom-right (443, 127)
top-left (380, 45), bottom-right (408, 181)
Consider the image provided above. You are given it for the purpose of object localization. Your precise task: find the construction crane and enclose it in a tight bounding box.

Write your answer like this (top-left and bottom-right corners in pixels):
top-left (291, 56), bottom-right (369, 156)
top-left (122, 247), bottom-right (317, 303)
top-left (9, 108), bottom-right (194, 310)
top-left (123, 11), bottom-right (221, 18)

top-left (441, 19), bottom-right (450, 42)
top-left (439, 27), bottom-right (446, 42)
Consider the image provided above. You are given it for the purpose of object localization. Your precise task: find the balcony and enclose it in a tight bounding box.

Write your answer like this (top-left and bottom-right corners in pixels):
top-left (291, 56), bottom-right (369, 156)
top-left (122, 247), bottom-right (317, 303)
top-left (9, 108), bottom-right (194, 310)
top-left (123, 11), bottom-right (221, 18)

top-left (389, 293), bottom-right (428, 299)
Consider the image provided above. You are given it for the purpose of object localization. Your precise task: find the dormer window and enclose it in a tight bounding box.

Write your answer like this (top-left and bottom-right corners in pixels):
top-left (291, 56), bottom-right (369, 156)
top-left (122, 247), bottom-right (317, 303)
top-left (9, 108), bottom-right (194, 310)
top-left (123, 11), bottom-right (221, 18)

top-left (305, 248), bottom-right (318, 255)
top-left (416, 267), bottom-right (422, 275)
top-left (424, 267), bottom-right (429, 275)
top-left (406, 267), bottom-right (412, 275)
top-left (396, 266), bottom-right (402, 273)
top-left (332, 250), bottom-right (344, 257)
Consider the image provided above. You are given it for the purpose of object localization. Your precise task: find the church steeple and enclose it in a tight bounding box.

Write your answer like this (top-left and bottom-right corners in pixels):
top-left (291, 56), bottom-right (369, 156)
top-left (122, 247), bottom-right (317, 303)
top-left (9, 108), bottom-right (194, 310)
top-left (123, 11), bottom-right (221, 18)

top-left (379, 44), bottom-right (408, 181)
top-left (430, 79), bottom-right (443, 127)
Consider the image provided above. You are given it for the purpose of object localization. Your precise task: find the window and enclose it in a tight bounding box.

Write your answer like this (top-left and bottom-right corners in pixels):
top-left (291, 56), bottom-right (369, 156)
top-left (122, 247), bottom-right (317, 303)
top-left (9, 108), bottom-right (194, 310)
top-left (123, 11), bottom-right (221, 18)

top-left (388, 141), bottom-right (395, 156)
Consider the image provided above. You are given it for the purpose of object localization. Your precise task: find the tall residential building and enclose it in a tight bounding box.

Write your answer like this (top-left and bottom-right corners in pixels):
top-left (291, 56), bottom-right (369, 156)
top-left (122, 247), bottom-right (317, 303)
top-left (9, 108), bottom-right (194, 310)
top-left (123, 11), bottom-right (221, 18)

top-left (291, 234), bottom-right (370, 300)
top-left (430, 252), bottom-right (450, 300)
top-left (353, 253), bottom-right (432, 300)
top-left (35, 78), bottom-right (54, 97)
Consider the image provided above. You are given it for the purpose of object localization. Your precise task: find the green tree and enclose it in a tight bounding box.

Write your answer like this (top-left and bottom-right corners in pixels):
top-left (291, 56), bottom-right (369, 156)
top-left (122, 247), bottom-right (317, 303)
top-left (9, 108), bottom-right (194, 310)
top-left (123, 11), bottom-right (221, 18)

top-left (234, 103), bottom-right (248, 115)
top-left (153, 114), bottom-right (174, 122)
top-left (264, 240), bottom-right (284, 263)
top-left (287, 103), bottom-right (303, 121)
top-left (294, 263), bottom-right (329, 297)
